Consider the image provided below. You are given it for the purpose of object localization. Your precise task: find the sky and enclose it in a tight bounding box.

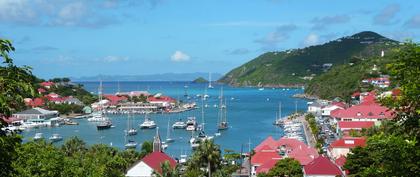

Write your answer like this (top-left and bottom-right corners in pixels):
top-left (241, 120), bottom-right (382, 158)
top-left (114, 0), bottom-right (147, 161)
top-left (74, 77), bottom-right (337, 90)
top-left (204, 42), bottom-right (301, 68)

top-left (0, 0), bottom-right (419, 79)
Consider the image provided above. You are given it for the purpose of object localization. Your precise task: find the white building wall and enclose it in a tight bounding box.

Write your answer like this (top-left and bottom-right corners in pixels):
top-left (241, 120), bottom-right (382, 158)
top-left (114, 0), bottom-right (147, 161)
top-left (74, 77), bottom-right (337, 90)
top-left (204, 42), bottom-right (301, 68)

top-left (126, 161), bottom-right (153, 177)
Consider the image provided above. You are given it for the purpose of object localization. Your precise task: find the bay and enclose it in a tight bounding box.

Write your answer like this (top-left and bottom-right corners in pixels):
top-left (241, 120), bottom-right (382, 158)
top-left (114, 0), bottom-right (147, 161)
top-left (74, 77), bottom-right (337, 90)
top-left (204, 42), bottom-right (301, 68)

top-left (21, 81), bottom-right (308, 157)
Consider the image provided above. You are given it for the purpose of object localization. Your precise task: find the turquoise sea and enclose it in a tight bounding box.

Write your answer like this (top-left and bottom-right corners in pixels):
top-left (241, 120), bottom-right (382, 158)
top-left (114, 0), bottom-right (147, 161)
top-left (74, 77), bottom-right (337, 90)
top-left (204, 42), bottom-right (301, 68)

top-left (21, 81), bottom-right (308, 157)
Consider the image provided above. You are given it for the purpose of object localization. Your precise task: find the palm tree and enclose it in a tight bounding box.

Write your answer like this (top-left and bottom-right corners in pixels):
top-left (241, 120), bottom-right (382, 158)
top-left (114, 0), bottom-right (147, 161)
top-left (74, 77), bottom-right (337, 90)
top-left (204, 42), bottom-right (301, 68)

top-left (152, 161), bottom-right (178, 177)
top-left (61, 136), bottom-right (87, 156)
top-left (196, 140), bottom-right (222, 177)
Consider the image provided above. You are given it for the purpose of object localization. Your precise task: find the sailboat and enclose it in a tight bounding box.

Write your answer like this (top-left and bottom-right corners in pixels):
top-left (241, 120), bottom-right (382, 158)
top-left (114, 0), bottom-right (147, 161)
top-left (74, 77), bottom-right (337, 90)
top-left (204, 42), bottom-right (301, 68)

top-left (165, 117), bottom-right (175, 143)
top-left (208, 72), bottom-right (214, 89)
top-left (49, 133), bottom-right (63, 142)
top-left (273, 102), bottom-right (284, 126)
top-left (126, 111), bottom-right (137, 136)
top-left (217, 87), bottom-right (228, 130)
top-left (90, 80), bottom-right (112, 125)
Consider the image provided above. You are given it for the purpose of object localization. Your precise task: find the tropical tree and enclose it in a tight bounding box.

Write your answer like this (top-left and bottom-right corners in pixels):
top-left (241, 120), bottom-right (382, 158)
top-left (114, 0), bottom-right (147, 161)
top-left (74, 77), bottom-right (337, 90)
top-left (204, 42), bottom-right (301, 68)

top-left (258, 158), bottom-right (303, 177)
top-left (187, 140), bottom-right (222, 177)
top-left (344, 133), bottom-right (419, 176)
top-left (0, 39), bottom-right (35, 118)
top-left (0, 38), bottom-right (36, 177)
top-left (152, 161), bottom-right (178, 177)
top-left (381, 42), bottom-right (420, 138)
top-left (139, 141), bottom-right (153, 158)
top-left (61, 136), bottom-right (87, 156)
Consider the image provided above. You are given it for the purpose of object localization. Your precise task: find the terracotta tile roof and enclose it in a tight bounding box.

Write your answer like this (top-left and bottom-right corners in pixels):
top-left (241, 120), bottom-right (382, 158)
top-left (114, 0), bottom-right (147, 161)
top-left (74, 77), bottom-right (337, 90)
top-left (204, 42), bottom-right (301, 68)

top-left (277, 138), bottom-right (319, 165)
top-left (40, 81), bottom-right (55, 87)
top-left (251, 151), bottom-right (281, 165)
top-left (254, 136), bottom-right (277, 152)
top-left (338, 121), bottom-right (374, 129)
top-left (304, 156), bottom-right (342, 176)
top-left (330, 101), bottom-right (393, 120)
top-left (256, 159), bottom-right (279, 174)
top-left (330, 137), bottom-right (366, 149)
top-left (141, 152), bottom-right (176, 175)
top-left (147, 96), bottom-right (176, 103)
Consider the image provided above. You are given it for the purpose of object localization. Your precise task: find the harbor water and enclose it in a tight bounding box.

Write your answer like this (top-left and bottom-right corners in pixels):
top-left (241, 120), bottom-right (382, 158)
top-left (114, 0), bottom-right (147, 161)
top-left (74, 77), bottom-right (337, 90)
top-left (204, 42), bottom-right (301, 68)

top-left (21, 81), bottom-right (308, 157)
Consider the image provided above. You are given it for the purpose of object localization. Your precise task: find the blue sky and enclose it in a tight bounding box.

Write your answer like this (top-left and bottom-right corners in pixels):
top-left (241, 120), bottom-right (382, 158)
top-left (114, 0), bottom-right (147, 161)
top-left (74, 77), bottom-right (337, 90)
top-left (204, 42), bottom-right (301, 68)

top-left (0, 0), bottom-right (419, 79)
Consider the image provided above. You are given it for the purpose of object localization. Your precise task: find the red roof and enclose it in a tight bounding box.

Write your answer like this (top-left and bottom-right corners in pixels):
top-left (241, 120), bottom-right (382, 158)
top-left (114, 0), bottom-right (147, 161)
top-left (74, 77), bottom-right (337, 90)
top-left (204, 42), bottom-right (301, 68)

top-left (256, 159), bottom-right (279, 174)
top-left (330, 101), bottom-right (393, 120)
top-left (335, 155), bottom-right (346, 167)
top-left (251, 151), bottom-right (281, 165)
top-left (338, 121), bottom-right (374, 129)
top-left (254, 136), bottom-right (278, 152)
top-left (304, 156), bottom-right (342, 176)
top-left (147, 96), bottom-right (176, 103)
top-left (141, 152), bottom-right (176, 175)
top-left (40, 81), bottom-right (54, 87)
top-left (104, 95), bottom-right (127, 105)
top-left (330, 137), bottom-right (366, 149)
top-left (277, 138), bottom-right (319, 165)
top-left (37, 88), bottom-right (46, 93)
top-left (26, 98), bottom-right (45, 107)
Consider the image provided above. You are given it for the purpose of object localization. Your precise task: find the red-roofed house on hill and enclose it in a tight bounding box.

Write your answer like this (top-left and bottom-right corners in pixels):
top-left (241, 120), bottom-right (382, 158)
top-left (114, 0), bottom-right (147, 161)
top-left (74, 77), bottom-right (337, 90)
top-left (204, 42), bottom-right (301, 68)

top-left (330, 100), bottom-right (393, 125)
top-left (40, 81), bottom-right (55, 89)
top-left (251, 137), bottom-right (319, 176)
top-left (328, 137), bottom-right (366, 159)
top-left (25, 98), bottom-right (46, 108)
top-left (337, 121), bottom-right (374, 136)
top-left (321, 102), bottom-right (346, 117)
top-left (303, 156), bottom-right (343, 177)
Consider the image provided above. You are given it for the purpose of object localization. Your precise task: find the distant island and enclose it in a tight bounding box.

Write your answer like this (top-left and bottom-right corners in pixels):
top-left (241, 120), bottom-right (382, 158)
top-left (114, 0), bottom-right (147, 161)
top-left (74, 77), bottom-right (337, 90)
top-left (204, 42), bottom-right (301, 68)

top-left (71, 72), bottom-right (222, 82)
top-left (192, 77), bottom-right (208, 83)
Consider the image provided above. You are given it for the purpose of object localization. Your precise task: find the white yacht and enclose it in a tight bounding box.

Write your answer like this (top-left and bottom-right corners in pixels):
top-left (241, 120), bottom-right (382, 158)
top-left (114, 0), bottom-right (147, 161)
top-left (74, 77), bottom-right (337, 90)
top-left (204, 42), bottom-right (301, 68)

top-left (127, 128), bottom-right (138, 136)
top-left (49, 133), bottom-right (63, 142)
top-left (185, 117), bottom-right (197, 131)
top-left (34, 133), bottom-right (43, 141)
top-left (139, 114), bottom-right (156, 129)
top-left (125, 140), bottom-right (138, 149)
top-left (172, 119), bottom-right (187, 129)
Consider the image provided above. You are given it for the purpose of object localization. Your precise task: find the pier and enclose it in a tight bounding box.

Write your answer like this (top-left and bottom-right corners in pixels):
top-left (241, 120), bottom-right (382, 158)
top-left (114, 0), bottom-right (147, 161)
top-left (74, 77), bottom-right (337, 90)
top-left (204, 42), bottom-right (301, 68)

top-left (297, 114), bottom-right (317, 148)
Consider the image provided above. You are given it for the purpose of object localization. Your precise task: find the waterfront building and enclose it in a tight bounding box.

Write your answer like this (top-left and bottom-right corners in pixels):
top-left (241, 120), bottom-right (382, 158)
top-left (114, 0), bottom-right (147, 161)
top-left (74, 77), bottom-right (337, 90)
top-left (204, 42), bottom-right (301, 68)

top-left (303, 156), bottom-right (343, 177)
top-left (328, 137), bottom-right (366, 159)
top-left (307, 102), bottom-right (322, 115)
top-left (13, 107), bottom-right (59, 120)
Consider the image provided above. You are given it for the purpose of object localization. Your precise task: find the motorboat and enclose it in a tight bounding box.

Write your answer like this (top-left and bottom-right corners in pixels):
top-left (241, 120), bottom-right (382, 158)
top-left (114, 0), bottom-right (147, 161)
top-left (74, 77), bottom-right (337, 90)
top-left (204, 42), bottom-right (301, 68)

top-left (126, 128), bottom-right (138, 136)
top-left (87, 112), bottom-right (109, 122)
top-left (139, 115), bottom-right (156, 129)
top-left (34, 133), bottom-right (43, 141)
top-left (185, 117), bottom-right (197, 131)
top-left (97, 121), bottom-right (112, 130)
top-left (125, 140), bottom-right (138, 149)
top-left (172, 119), bottom-right (187, 129)
top-left (49, 133), bottom-right (63, 142)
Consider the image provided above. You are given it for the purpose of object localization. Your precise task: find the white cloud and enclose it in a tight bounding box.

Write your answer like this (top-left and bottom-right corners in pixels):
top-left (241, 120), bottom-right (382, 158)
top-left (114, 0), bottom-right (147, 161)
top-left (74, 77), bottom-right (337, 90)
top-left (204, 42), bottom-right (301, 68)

top-left (102, 55), bottom-right (129, 62)
top-left (171, 51), bottom-right (190, 62)
top-left (0, 0), bottom-right (37, 24)
top-left (303, 33), bottom-right (320, 46)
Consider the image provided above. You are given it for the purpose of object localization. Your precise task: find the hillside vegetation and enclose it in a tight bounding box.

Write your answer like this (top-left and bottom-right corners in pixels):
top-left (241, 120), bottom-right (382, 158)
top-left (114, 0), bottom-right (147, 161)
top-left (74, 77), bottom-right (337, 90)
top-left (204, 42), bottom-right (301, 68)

top-left (304, 52), bottom-right (397, 100)
top-left (219, 31), bottom-right (398, 87)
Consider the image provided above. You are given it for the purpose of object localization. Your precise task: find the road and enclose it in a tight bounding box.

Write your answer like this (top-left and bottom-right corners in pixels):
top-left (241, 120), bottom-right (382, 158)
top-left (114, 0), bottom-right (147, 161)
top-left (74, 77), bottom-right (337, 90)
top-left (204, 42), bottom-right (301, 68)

top-left (297, 114), bottom-right (317, 148)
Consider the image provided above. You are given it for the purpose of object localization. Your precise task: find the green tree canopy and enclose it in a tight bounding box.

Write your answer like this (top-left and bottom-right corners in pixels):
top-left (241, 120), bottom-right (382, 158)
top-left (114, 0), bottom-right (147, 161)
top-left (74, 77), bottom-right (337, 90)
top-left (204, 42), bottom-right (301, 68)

top-left (258, 158), bottom-right (303, 177)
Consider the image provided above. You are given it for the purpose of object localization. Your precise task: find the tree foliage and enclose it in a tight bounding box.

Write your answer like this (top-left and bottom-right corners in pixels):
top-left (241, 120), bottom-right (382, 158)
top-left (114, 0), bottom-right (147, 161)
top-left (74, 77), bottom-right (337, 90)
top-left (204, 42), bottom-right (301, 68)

top-left (11, 137), bottom-right (139, 177)
top-left (258, 158), bottom-right (303, 177)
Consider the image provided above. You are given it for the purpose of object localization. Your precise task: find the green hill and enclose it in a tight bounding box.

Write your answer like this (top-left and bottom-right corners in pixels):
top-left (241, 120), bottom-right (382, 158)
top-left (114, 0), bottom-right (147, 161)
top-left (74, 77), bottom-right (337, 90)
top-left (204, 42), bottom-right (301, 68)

top-left (192, 77), bottom-right (208, 83)
top-left (218, 31), bottom-right (398, 87)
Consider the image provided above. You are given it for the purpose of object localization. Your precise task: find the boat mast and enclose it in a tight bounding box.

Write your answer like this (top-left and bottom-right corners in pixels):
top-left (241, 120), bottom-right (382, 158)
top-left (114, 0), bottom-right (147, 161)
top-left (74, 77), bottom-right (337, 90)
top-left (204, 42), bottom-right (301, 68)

top-left (98, 80), bottom-right (103, 114)
top-left (224, 98), bottom-right (227, 123)
top-left (279, 102), bottom-right (282, 119)
top-left (208, 72), bottom-right (212, 88)
top-left (218, 87), bottom-right (224, 125)
top-left (201, 94), bottom-right (205, 131)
